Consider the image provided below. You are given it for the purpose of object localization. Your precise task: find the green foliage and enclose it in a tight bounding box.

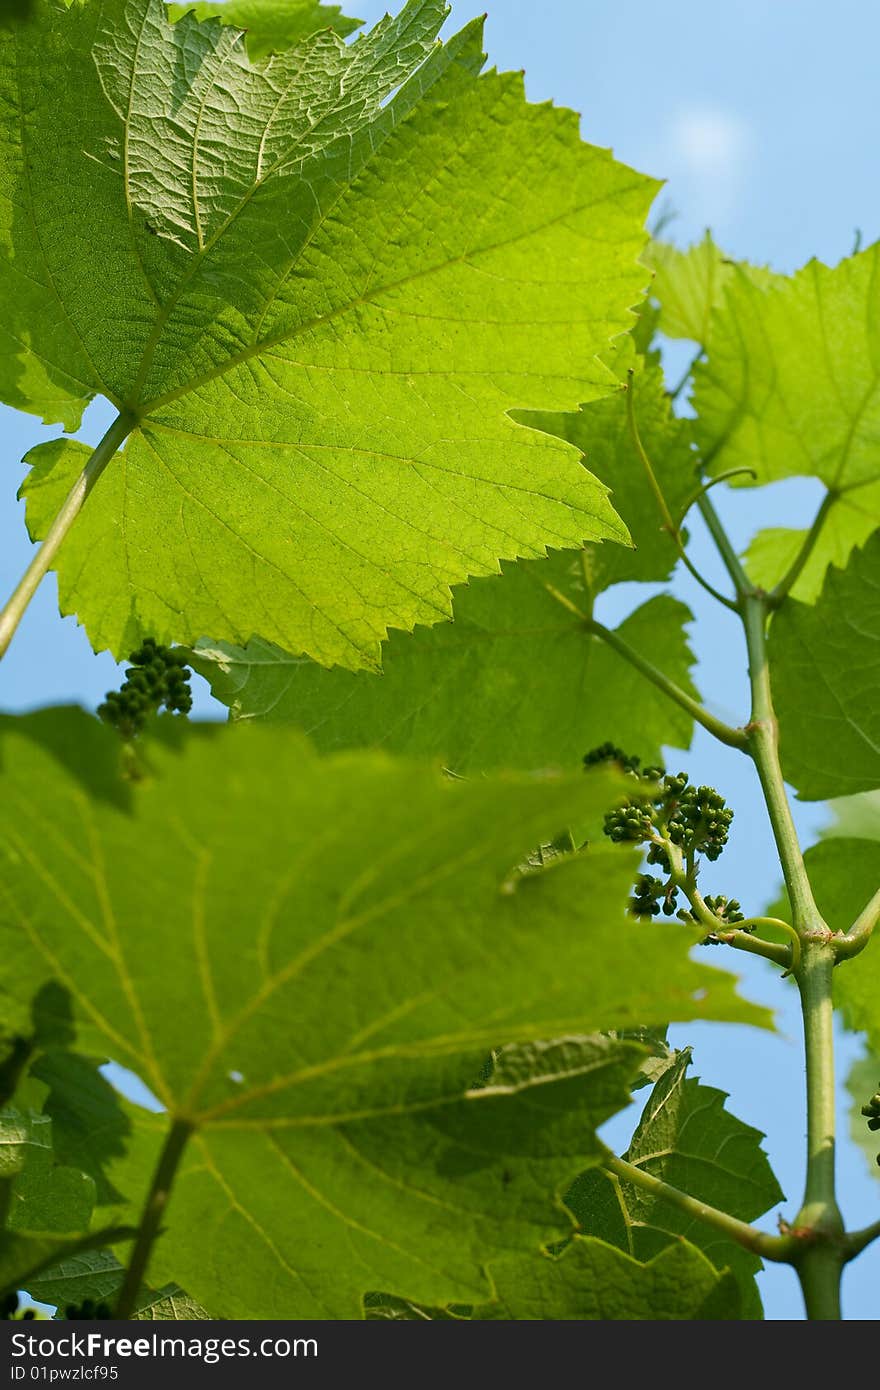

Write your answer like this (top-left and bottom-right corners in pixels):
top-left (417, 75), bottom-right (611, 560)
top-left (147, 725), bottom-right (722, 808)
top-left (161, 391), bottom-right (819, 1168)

top-left (4, 0), bottom-right (659, 671)
top-left (193, 576), bottom-right (698, 771)
top-left (645, 232), bottom-right (772, 345)
top-left (0, 710), bottom-right (763, 1316)
top-left (566, 1051), bottom-right (783, 1317)
top-left (518, 344), bottom-right (696, 592)
top-left (476, 1236), bottom-right (741, 1319)
top-left (62, 1297), bottom-right (113, 1319)
top-left (743, 481), bottom-right (880, 604)
top-left (770, 533), bottom-right (880, 799)
top-left (1, 0), bottom-right (878, 1327)
top-left (799, 836), bottom-right (880, 1051)
top-left (694, 242), bottom-right (880, 491)
top-left (166, 0), bottom-right (362, 59)
top-left (0, 1107), bottom-right (133, 1298)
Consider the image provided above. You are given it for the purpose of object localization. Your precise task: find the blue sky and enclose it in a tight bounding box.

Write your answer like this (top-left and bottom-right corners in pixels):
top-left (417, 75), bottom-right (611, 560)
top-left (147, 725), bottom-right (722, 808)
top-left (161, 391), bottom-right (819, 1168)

top-left (2, 0), bottom-right (879, 1319)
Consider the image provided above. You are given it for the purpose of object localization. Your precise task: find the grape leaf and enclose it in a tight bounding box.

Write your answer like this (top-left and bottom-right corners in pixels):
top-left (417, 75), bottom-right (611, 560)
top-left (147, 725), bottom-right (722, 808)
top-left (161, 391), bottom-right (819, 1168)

top-left (476, 1236), bottom-right (740, 1319)
top-left (743, 479), bottom-right (880, 603)
top-left (4, 0), bottom-right (657, 672)
top-left (565, 1049), bottom-right (783, 1318)
top-left (133, 1285), bottom-right (211, 1320)
top-left (825, 790), bottom-right (880, 841)
top-left (25, 1248), bottom-right (122, 1310)
top-left (0, 710), bottom-right (765, 1317)
top-left (167, 0), bottom-right (361, 59)
top-left (646, 232), bottom-right (734, 344)
top-left (791, 837), bottom-right (880, 1053)
top-left (770, 532), bottom-right (880, 799)
top-left (25, 1240), bottom-right (209, 1319)
top-left (518, 341), bottom-right (696, 593)
top-left (0, 1109), bottom-right (132, 1296)
top-left (645, 233), bottom-right (772, 345)
top-left (192, 579), bottom-right (698, 771)
top-left (694, 242), bottom-right (880, 491)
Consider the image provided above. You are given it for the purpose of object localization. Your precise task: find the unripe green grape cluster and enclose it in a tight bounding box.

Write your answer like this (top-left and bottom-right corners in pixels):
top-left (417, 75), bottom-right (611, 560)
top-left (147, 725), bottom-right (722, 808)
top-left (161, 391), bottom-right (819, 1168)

top-left (588, 746), bottom-right (733, 864)
top-left (666, 784), bottom-right (733, 862)
top-left (630, 873), bottom-right (675, 918)
top-left (701, 894), bottom-right (745, 925)
top-left (98, 638), bottom-right (192, 740)
top-left (585, 746), bottom-right (739, 929)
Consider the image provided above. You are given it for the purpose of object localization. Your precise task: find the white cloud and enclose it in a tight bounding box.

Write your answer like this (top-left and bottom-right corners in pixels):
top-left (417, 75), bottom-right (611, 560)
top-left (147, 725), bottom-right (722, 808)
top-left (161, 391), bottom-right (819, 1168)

top-left (670, 107), bottom-right (750, 175)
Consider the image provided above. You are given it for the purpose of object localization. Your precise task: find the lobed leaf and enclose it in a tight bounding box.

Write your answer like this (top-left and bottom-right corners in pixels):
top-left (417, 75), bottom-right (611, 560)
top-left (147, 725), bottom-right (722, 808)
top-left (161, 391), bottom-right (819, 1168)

top-left (519, 341), bottom-right (696, 593)
top-left (167, 0), bottom-right (361, 60)
top-left (694, 242), bottom-right (880, 493)
top-left (645, 232), bottom-right (773, 345)
top-left (0, 709), bottom-right (764, 1316)
top-left (795, 837), bottom-right (880, 1053)
top-left (566, 1049), bottom-right (783, 1318)
top-left (743, 480), bottom-right (880, 604)
top-left (476, 1235), bottom-right (741, 1319)
top-left (0, 1108), bottom-right (132, 1297)
top-left (192, 580), bottom-right (699, 771)
top-left (770, 532), bottom-right (880, 799)
top-left (4, 0), bottom-right (658, 671)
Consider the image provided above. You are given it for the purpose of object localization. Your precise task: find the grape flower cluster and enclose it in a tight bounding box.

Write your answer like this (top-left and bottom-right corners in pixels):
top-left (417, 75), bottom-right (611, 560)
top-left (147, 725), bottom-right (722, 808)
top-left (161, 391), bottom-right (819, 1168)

top-left (583, 745), bottom-right (740, 931)
top-left (98, 638), bottom-right (192, 740)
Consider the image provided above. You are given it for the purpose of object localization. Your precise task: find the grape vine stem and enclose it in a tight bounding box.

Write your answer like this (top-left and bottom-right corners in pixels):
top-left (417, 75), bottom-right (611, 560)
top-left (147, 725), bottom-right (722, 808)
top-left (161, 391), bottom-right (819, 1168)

top-left (695, 492), bottom-right (848, 1317)
top-left (115, 1117), bottom-right (194, 1320)
top-left (609, 483), bottom-right (867, 1316)
top-left (585, 616), bottom-right (748, 751)
top-left (0, 410), bottom-right (136, 663)
top-left (768, 491), bottom-right (838, 605)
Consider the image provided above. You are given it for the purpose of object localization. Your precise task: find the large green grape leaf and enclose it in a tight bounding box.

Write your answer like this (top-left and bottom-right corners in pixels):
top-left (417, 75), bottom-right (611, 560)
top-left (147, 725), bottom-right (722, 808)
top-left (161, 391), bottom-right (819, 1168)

top-left (191, 344), bottom-right (701, 768)
top-left (645, 233), bottom-right (772, 345)
top-left (565, 1049), bottom-right (783, 1318)
top-left (743, 479), bottom-right (880, 604)
top-left (0, 710), bottom-right (765, 1317)
top-left (646, 233), bottom-right (734, 344)
top-left (0, 1109), bottom-right (132, 1296)
top-left (192, 578), bottom-right (698, 771)
top-left (770, 533), bottom-right (880, 799)
top-left (518, 341), bottom-right (696, 593)
top-left (26, 1239), bottom-right (210, 1319)
top-left (476, 1236), bottom-right (740, 1319)
top-left (167, 0), bottom-right (361, 59)
top-left (825, 790), bottom-right (880, 841)
top-left (694, 242), bottom-right (880, 490)
top-left (4, 0), bottom-right (657, 672)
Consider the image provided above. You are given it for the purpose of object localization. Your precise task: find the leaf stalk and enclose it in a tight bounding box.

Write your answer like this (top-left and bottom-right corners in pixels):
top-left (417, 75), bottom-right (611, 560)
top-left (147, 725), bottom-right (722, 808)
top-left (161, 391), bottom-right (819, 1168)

top-left (625, 370), bottom-right (738, 610)
top-left (599, 1147), bottom-right (793, 1263)
top-left (0, 410), bottom-right (136, 663)
top-left (115, 1117), bottom-right (194, 1320)
top-left (586, 616), bottom-right (749, 752)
